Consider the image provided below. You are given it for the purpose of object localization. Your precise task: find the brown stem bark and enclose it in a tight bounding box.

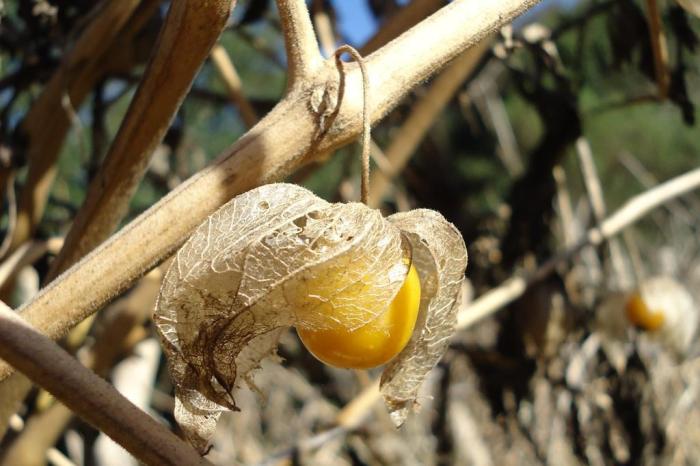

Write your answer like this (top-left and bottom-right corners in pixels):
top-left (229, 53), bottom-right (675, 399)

top-left (46, 0), bottom-right (235, 281)
top-left (7, 0), bottom-right (160, 254)
top-left (0, 302), bottom-right (212, 466)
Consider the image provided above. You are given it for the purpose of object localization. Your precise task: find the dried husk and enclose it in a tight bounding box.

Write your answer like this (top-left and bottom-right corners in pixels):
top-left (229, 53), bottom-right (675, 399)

top-left (380, 209), bottom-right (468, 426)
top-left (637, 276), bottom-right (697, 355)
top-left (154, 184), bottom-right (467, 449)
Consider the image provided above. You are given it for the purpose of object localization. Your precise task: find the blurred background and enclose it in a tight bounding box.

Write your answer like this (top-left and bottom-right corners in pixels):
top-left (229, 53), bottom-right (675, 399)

top-left (1, 0), bottom-right (700, 464)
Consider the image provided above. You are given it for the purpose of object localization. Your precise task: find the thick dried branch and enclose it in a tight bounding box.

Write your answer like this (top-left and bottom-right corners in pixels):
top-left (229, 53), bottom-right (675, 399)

top-left (0, 303), bottom-right (212, 466)
top-left (362, 1), bottom-right (540, 122)
top-left (7, 0), bottom-right (160, 254)
top-left (47, 0), bottom-right (234, 281)
top-left (1, 270), bottom-right (163, 466)
top-left (0, 0), bottom-right (543, 382)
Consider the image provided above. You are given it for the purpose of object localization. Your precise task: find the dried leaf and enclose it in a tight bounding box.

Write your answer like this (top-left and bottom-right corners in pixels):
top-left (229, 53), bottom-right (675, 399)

top-left (154, 184), bottom-right (467, 448)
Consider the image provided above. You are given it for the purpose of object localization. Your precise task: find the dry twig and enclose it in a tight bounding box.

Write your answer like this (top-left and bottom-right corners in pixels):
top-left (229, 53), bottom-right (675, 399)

top-left (644, 0), bottom-right (670, 99)
top-left (0, 302), bottom-right (211, 466)
top-left (210, 44), bottom-right (259, 128)
top-left (7, 0), bottom-right (160, 253)
top-left (312, 0), bottom-right (336, 57)
top-left (575, 137), bottom-right (631, 289)
top-left (47, 0), bottom-right (234, 280)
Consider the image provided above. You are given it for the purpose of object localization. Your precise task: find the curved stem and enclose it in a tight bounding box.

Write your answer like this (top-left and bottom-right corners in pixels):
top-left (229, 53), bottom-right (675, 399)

top-left (0, 303), bottom-right (212, 466)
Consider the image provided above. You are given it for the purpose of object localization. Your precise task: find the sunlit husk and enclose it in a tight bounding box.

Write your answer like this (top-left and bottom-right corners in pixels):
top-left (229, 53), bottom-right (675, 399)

top-left (380, 209), bottom-right (468, 426)
top-left (155, 184), bottom-right (412, 449)
top-left (637, 276), bottom-right (697, 355)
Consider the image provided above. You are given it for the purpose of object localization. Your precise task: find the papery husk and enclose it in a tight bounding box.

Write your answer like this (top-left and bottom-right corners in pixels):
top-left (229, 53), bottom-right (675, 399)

top-left (637, 276), bottom-right (697, 355)
top-left (154, 183), bottom-right (413, 450)
top-left (380, 209), bottom-right (468, 426)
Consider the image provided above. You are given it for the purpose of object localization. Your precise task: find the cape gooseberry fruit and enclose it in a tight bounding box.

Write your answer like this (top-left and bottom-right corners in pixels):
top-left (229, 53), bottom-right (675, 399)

top-left (625, 293), bottom-right (665, 331)
top-left (297, 263), bottom-right (421, 369)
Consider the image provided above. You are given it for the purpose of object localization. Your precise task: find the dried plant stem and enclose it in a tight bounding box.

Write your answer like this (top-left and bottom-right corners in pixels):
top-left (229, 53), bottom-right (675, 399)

top-left (368, 39), bottom-right (491, 207)
top-left (0, 239), bottom-right (63, 289)
top-left (335, 45), bottom-right (370, 204)
top-left (47, 0), bottom-right (234, 281)
top-left (553, 166), bottom-right (576, 247)
top-left (7, 0), bottom-right (160, 254)
top-left (0, 374), bottom-right (32, 439)
top-left (644, 0), bottom-right (670, 98)
top-left (263, 379), bottom-right (381, 466)
top-left (0, 0), bottom-right (543, 383)
top-left (0, 171), bottom-right (16, 259)
top-left (210, 44), bottom-right (259, 128)
top-left (45, 449), bottom-right (76, 466)
top-left (1, 2), bottom-right (234, 442)
top-left (0, 238), bottom-right (61, 439)
top-left (474, 65), bottom-right (523, 176)
top-left (618, 151), bottom-right (700, 220)
top-left (575, 137), bottom-right (631, 288)
top-left (0, 303), bottom-right (211, 466)
top-left (0, 269), bottom-right (164, 464)
top-left (1, 403), bottom-right (73, 466)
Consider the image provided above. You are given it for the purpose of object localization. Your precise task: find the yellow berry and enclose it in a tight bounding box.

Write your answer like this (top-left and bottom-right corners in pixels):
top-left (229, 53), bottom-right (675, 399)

top-left (297, 264), bottom-right (421, 369)
top-left (625, 293), bottom-right (665, 331)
